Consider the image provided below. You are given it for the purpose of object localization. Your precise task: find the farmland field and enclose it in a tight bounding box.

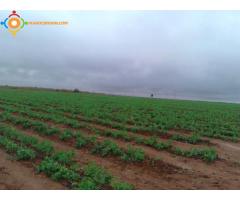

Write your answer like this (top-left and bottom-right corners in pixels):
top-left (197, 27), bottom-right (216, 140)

top-left (0, 87), bottom-right (240, 189)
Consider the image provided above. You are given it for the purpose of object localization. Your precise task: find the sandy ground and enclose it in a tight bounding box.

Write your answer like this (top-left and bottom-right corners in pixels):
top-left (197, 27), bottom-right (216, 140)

top-left (0, 150), bottom-right (64, 190)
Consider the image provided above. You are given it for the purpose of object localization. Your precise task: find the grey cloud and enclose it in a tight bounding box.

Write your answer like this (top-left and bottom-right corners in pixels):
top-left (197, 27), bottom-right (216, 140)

top-left (0, 11), bottom-right (240, 102)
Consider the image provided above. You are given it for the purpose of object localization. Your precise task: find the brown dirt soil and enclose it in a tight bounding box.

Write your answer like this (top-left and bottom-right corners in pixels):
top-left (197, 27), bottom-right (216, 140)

top-left (0, 149), bottom-right (64, 190)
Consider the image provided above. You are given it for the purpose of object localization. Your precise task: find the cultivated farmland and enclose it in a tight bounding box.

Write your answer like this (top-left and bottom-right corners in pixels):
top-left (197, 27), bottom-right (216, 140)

top-left (0, 87), bottom-right (239, 189)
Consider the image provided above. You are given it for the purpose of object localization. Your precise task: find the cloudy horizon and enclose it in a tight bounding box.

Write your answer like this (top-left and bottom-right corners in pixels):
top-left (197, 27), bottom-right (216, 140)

top-left (1, 11), bottom-right (240, 102)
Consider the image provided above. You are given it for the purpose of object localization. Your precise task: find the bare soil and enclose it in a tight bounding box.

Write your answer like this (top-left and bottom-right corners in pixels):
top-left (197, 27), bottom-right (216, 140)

top-left (0, 149), bottom-right (64, 190)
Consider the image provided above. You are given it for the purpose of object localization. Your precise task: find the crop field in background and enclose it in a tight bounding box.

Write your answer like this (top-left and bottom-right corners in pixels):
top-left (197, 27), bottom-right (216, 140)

top-left (0, 87), bottom-right (239, 189)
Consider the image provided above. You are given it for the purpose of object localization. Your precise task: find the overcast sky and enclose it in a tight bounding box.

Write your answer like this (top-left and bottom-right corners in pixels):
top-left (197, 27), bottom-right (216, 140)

top-left (0, 11), bottom-right (240, 102)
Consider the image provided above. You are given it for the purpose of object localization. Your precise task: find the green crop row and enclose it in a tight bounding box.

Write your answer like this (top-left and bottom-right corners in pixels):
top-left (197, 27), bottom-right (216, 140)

top-left (1, 97), bottom-right (240, 142)
top-left (0, 123), bottom-right (54, 157)
top-left (0, 111), bottom-right (218, 162)
top-left (0, 122), bottom-right (133, 189)
top-left (0, 112), bottom-right (147, 163)
top-left (0, 103), bottom-right (209, 159)
top-left (37, 151), bottom-right (133, 189)
top-left (0, 135), bottom-right (36, 160)
top-left (173, 147), bottom-right (218, 162)
top-left (170, 133), bottom-right (202, 144)
top-left (1, 96), bottom-right (238, 142)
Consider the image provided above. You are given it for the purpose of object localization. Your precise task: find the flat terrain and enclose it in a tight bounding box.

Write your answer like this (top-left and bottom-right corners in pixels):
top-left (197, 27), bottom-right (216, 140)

top-left (0, 87), bottom-right (239, 189)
